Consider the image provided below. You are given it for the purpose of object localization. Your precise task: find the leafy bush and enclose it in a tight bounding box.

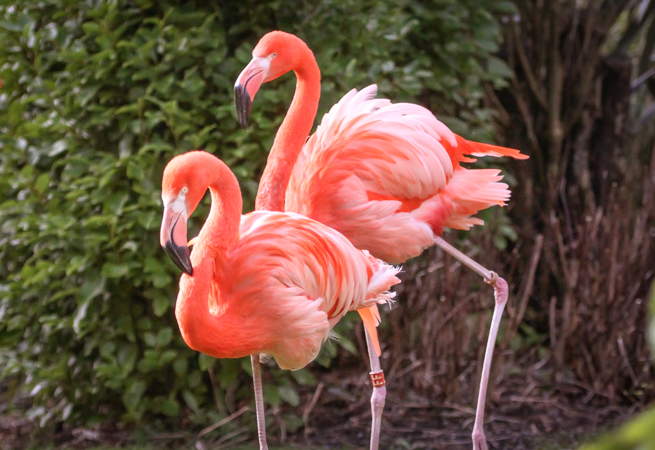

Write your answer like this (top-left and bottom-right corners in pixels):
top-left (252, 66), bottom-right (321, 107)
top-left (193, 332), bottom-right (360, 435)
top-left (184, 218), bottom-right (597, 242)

top-left (0, 0), bottom-right (511, 429)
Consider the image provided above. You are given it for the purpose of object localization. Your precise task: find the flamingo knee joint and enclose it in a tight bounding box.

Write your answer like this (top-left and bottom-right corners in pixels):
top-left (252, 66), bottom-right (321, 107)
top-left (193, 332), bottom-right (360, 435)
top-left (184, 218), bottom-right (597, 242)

top-left (484, 271), bottom-right (498, 286)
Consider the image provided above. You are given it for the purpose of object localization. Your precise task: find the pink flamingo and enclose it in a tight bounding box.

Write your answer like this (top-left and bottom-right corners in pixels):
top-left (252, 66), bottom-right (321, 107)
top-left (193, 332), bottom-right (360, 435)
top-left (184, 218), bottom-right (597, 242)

top-left (234, 31), bottom-right (528, 450)
top-left (160, 151), bottom-right (400, 450)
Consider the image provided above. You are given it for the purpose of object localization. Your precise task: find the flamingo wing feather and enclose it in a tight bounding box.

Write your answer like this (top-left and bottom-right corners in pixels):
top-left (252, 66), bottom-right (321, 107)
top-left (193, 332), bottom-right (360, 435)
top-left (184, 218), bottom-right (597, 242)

top-left (218, 211), bottom-right (401, 369)
top-left (286, 85), bottom-right (526, 263)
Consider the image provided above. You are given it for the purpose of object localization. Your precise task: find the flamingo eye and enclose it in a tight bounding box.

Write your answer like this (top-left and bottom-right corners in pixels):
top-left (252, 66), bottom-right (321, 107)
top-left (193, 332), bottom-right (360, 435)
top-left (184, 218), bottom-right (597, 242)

top-left (270, 53), bottom-right (277, 59)
top-left (180, 187), bottom-right (188, 195)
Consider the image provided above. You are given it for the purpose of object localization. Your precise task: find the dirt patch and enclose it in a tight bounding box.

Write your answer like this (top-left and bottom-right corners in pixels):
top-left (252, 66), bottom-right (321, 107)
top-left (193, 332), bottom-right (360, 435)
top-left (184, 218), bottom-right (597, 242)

top-left (287, 371), bottom-right (636, 449)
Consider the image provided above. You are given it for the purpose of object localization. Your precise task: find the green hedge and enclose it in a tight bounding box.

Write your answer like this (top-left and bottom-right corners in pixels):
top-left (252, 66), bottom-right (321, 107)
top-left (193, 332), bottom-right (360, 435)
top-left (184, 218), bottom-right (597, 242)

top-left (0, 0), bottom-right (512, 428)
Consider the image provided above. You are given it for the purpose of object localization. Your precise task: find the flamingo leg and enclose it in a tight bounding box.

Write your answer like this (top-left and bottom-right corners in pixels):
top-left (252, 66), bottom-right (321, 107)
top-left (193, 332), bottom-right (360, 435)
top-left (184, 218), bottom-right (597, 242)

top-left (250, 354), bottom-right (269, 450)
top-left (363, 327), bottom-right (386, 450)
top-left (434, 237), bottom-right (509, 450)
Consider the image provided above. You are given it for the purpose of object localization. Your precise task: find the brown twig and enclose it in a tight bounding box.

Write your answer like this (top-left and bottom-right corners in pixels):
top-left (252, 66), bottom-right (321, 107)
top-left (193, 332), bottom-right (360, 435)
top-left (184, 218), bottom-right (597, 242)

top-left (617, 337), bottom-right (639, 387)
top-left (503, 234), bottom-right (544, 349)
top-left (214, 427), bottom-right (249, 449)
top-left (196, 405), bottom-right (249, 443)
top-left (302, 382), bottom-right (324, 438)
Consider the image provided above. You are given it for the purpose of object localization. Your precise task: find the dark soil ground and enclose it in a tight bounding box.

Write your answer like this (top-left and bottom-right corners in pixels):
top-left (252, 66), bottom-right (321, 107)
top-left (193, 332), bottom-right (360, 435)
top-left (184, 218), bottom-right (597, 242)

top-left (290, 373), bottom-right (635, 450)
top-left (0, 367), bottom-right (643, 450)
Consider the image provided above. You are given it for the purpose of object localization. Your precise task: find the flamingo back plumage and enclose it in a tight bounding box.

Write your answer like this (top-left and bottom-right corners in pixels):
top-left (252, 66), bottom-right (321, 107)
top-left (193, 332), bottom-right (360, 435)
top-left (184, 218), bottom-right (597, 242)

top-left (286, 85), bottom-right (527, 263)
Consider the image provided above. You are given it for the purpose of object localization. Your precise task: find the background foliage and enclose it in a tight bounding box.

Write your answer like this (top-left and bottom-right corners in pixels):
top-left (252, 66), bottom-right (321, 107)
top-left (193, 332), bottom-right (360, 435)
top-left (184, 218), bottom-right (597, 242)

top-left (0, 0), bottom-right (513, 433)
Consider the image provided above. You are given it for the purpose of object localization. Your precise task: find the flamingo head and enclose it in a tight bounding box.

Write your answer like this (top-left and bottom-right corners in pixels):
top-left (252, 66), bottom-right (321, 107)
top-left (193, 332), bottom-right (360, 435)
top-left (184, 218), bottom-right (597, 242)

top-left (160, 152), bottom-right (211, 275)
top-left (234, 31), bottom-right (304, 128)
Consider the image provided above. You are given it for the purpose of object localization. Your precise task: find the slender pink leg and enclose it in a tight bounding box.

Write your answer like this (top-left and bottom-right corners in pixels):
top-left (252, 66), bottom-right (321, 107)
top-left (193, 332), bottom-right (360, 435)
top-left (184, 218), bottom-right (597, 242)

top-left (250, 354), bottom-right (269, 450)
top-left (434, 237), bottom-right (509, 450)
top-left (364, 327), bottom-right (386, 450)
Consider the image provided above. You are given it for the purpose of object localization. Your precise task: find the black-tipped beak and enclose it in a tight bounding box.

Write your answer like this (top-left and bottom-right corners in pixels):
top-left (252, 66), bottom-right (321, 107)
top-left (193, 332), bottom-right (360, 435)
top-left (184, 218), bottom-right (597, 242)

top-left (162, 239), bottom-right (193, 276)
top-left (234, 83), bottom-right (252, 130)
top-left (161, 206), bottom-right (193, 276)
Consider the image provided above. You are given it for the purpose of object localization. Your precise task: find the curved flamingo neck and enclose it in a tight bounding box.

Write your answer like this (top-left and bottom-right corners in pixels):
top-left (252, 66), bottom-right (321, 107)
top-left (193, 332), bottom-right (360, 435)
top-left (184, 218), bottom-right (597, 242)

top-left (175, 155), bottom-right (243, 355)
top-left (255, 43), bottom-right (321, 212)
top-left (197, 157), bottom-right (243, 253)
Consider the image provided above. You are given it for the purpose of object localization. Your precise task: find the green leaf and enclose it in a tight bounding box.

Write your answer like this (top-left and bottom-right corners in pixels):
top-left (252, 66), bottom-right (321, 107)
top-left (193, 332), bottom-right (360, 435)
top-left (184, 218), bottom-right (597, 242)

top-left (34, 173), bottom-right (50, 194)
top-left (152, 296), bottom-right (170, 317)
top-left (278, 386), bottom-right (300, 407)
top-left (0, 21), bottom-right (25, 32)
top-left (143, 332), bottom-right (157, 347)
top-left (493, 1), bottom-right (518, 14)
top-left (78, 277), bottom-right (106, 304)
top-left (173, 358), bottom-right (188, 376)
top-left (73, 276), bottom-right (105, 335)
top-left (187, 370), bottom-right (202, 388)
top-left (291, 369), bottom-right (316, 386)
top-left (263, 385), bottom-right (280, 408)
top-left (66, 256), bottom-right (89, 276)
top-left (182, 390), bottom-right (200, 415)
top-left (159, 349), bottom-right (177, 365)
top-left (241, 357), bottom-right (253, 376)
top-left (72, 301), bottom-right (91, 335)
top-left (82, 22), bottom-right (103, 36)
top-left (487, 56), bottom-right (514, 79)
top-left (126, 161), bottom-right (145, 181)
top-left (337, 335), bottom-right (357, 354)
top-left (122, 380), bottom-right (146, 414)
top-left (101, 263), bottom-right (129, 278)
top-left (198, 353), bottom-right (215, 371)
top-left (104, 193), bottom-right (129, 215)
top-left (156, 327), bottom-right (173, 347)
top-left (117, 344), bottom-right (138, 375)
top-left (48, 140), bottom-right (68, 157)
top-left (160, 398), bottom-right (180, 417)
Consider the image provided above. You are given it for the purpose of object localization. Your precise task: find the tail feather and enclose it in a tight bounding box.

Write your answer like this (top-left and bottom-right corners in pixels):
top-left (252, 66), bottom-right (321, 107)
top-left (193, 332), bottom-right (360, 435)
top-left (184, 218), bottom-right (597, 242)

top-left (444, 168), bottom-right (512, 230)
top-left (455, 134), bottom-right (528, 161)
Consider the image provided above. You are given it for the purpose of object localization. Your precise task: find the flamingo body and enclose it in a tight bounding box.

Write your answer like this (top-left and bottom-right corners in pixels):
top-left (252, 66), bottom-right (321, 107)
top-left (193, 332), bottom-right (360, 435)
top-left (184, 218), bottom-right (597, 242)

top-left (162, 151), bottom-right (400, 370)
top-left (286, 85), bottom-right (526, 263)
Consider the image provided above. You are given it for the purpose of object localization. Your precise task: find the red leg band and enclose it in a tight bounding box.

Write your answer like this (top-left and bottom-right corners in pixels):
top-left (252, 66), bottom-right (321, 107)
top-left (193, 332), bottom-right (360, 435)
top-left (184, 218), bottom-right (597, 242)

top-left (370, 371), bottom-right (385, 387)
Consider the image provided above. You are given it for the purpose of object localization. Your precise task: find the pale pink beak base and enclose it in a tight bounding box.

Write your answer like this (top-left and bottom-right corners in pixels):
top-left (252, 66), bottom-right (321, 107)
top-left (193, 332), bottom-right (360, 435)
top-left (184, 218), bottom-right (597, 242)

top-left (235, 58), bottom-right (267, 101)
top-left (234, 58), bottom-right (269, 129)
